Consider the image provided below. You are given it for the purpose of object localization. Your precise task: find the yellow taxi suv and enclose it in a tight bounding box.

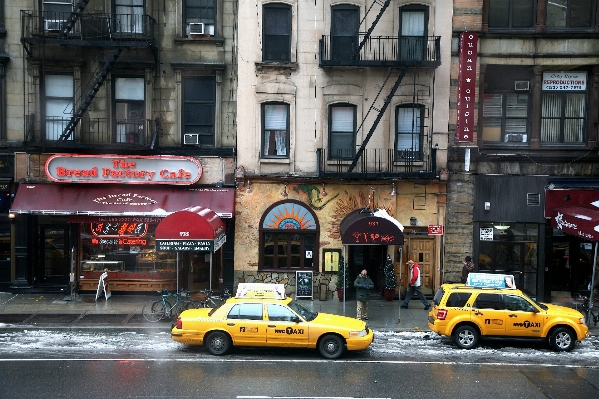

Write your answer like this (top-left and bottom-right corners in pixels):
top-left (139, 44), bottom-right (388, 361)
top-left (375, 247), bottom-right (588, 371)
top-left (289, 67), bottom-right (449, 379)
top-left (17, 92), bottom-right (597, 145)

top-left (171, 283), bottom-right (374, 359)
top-left (428, 273), bottom-right (588, 351)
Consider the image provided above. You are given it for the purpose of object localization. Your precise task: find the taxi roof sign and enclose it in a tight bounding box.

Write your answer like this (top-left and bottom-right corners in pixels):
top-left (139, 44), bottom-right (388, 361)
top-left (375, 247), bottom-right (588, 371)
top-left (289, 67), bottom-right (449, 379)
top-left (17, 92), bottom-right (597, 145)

top-left (236, 283), bottom-right (286, 299)
top-left (466, 273), bottom-right (516, 289)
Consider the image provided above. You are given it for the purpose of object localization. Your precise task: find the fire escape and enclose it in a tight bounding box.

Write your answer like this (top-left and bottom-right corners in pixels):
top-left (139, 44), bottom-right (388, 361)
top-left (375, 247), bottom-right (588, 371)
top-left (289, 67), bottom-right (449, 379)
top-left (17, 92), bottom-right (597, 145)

top-left (318, 0), bottom-right (441, 178)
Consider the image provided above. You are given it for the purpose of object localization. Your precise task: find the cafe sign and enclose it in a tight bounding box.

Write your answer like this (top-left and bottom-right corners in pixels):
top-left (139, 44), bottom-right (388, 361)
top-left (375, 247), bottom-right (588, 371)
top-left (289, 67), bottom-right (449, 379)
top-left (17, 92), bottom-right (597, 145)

top-left (45, 154), bottom-right (202, 185)
top-left (156, 239), bottom-right (215, 252)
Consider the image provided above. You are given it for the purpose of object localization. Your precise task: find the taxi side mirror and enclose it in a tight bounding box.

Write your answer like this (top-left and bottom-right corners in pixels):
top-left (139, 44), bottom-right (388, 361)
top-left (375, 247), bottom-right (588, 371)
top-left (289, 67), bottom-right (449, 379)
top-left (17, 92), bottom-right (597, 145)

top-left (291, 316), bottom-right (301, 323)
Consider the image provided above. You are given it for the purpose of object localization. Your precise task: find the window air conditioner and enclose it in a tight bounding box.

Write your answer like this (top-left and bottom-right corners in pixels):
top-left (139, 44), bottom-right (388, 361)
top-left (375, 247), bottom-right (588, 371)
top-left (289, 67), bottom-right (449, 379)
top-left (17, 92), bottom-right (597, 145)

top-left (45, 19), bottom-right (66, 32)
top-left (184, 133), bottom-right (200, 145)
top-left (504, 133), bottom-right (527, 142)
top-left (188, 23), bottom-right (205, 37)
top-left (514, 81), bottom-right (530, 91)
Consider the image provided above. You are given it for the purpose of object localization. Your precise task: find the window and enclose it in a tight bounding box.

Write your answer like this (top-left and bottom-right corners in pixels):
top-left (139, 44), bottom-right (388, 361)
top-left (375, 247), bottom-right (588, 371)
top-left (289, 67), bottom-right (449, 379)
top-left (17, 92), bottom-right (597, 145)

top-left (114, 77), bottom-right (145, 144)
top-left (267, 304), bottom-right (297, 321)
top-left (541, 92), bottom-right (585, 143)
top-left (331, 5), bottom-right (359, 62)
top-left (446, 293), bottom-right (473, 308)
top-left (183, 77), bottom-right (215, 146)
top-left (227, 303), bottom-right (263, 320)
top-left (505, 295), bottom-right (536, 312)
top-left (45, 75), bottom-right (73, 141)
top-left (329, 104), bottom-right (355, 160)
top-left (399, 6), bottom-right (427, 61)
top-left (488, 0), bottom-right (535, 29)
top-left (474, 293), bottom-right (504, 310)
top-left (184, 0), bottom-right (216, 36)
top-left (259, 201), bottom-right (319, 271)
top-left (546, 0), bottom-right (594, 29)
top-left (395, 104), bottom-right (424, 160)
top-left (262, 102), bottom-right (289, 158)
top-left (43, 0), bottom-right (72, 22)
top-left (263, 3), bottom-right (291, 62)
top-left (483, 93), bottom-right (529, 143)
top-left (115, 0), bottom-right (144, 34)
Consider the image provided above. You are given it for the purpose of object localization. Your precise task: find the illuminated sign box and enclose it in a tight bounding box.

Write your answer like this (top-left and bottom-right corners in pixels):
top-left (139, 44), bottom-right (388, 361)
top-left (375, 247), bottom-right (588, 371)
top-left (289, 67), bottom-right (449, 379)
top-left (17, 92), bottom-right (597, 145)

top-left (466, 273), bottom-right (516, 289)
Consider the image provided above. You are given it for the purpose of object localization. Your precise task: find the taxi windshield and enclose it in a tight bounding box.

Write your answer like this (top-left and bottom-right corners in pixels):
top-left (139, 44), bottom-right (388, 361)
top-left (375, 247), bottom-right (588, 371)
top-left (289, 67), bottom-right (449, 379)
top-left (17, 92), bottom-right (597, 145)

top-left (520, 291), bottom-right (548, 310)
top-left (288, 300), bottom-right (317, 321)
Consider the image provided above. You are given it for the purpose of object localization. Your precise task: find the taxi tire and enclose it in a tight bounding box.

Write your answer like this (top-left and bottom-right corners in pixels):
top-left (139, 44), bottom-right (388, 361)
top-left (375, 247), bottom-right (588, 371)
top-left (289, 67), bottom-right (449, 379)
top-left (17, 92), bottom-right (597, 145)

top-left (318, 334), bottom-right (344, 359)
top-left (206, 331), bottom-right (231, 356)
top-left (548, 326), bottom-right (575, 352)
top-left (453, 325), bottom-right (479, 349)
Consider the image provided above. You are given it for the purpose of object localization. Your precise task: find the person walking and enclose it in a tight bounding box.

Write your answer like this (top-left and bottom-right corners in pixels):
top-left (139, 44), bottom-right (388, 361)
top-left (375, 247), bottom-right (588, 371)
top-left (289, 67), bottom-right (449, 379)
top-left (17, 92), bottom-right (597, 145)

top-left (460, 256), bottom-right (475, 284)
top-left (354, 269), bottom-right (374, 320)
top-left (400, 260), bottom-right (430, 310)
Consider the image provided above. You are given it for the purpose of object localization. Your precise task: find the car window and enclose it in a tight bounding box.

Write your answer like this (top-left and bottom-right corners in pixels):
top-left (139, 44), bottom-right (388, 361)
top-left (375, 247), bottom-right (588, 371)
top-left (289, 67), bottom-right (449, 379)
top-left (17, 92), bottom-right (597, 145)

top-left (227, 303), bottom-right (263, 320)
top-left (433, 287), bottom-right (445, 306)
top-left (288, 300), bottom-right (317, 321)
top-left (505, 295), bottom-right (536, 312)
top-left (474, 293), bottom-right (504, 310)
top-left (445, 292), bottom-right (472, 307)
top-left (267, 304), bottom-right (297, 321)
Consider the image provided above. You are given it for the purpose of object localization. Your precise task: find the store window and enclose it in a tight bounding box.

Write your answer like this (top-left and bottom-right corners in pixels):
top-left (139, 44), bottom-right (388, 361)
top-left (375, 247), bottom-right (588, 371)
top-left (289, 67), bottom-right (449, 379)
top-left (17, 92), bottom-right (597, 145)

top-left (488, 0), bottom-right (535, 29)
top-left (184, 0), bottom-right (216, 36)
top-left (259, 200), bottom-right (319, 271)
top-left (183, 76), bottom-right (215, 146)
top-left (395, 104), bottom-right (424, 160)
top-left (262, 102), bottom-right (289, 158)
top-left (262, 3), bottom-right (291, 62)
top-left (44, 74), bottom-right (74, 141)
top-left (483, 93), bottom-right (529, 143)
top-left (114, 77), bottom-right (145, 144)
top-left (329, 104), bottom-right (356, 160)
top-left (546, 0), bottom-right (594, 29)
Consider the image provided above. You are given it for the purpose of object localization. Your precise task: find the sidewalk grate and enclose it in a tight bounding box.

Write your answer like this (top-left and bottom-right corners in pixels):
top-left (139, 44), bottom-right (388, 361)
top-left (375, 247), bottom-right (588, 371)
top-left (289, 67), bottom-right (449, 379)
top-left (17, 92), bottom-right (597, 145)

top-left (77, 314), bottom-right (130, 324)
top-left (0, 314), bottom-right (31, 323)
top-left (28, 314), bottom-right (80, 323)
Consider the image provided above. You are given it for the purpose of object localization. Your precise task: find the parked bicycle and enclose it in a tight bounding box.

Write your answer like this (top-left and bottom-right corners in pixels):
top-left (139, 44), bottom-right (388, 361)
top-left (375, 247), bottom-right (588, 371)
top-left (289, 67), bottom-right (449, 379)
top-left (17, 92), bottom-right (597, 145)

top-left (197, 287), bottom-right (232, 308)
top-left (142, 288), bottom-right (201, 322)
top-left (580, 296), bottom-right (599, 327)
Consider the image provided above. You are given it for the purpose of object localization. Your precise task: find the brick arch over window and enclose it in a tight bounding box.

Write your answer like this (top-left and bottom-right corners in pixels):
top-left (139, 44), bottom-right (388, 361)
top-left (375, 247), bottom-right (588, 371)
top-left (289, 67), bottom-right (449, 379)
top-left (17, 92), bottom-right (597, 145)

top-left (259, 200), bottom-right (320, 271)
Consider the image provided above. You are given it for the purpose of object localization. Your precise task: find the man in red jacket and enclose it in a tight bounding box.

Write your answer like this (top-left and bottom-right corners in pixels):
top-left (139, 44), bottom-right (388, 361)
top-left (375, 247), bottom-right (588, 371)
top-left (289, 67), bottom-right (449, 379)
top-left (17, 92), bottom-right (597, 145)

top-left (400, 260), bottom-right (430, 310)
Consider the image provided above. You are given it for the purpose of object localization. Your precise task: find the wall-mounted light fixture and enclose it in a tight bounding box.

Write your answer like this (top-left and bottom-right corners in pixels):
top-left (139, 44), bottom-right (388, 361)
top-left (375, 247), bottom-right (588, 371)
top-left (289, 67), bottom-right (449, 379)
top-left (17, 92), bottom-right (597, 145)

top-left (281, 182), bottom-right (288, 198)
top-left (484, 202), bottom-right (490, 211)
top-left (391, 182), bottom-right (396, 196)
top-left (8, 213), bottom-right (15, 219)
top-left (494, 224), bottom-right (510, 230)
top-left (321, 183), bottom-right (327, 197)
top-left (410, 216), bottom-right (417, 226)
top-left (246, 180), bottom-right (253, 194)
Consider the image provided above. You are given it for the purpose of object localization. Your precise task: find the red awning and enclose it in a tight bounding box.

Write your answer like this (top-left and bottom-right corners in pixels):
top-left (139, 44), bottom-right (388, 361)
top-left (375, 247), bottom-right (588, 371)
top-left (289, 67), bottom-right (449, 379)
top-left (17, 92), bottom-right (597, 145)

top-left (155, 207), bottom-right (225, 241)
top-left (545, 189), bottom-right (599, 241)
top-left (10, 183), bottom-right (235, 218)
top-left (339, 208), bottom-right (404, 245)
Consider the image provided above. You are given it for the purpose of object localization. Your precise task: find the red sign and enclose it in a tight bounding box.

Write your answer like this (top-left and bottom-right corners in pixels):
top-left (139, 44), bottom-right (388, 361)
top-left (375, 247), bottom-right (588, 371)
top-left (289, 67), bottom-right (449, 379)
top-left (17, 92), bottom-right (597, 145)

top-left (545, 189), bottom-right (599, 242)
top-left (456, 32), bottom-right (478, 142)
top-left (428, 225), bottom-right (444, 235)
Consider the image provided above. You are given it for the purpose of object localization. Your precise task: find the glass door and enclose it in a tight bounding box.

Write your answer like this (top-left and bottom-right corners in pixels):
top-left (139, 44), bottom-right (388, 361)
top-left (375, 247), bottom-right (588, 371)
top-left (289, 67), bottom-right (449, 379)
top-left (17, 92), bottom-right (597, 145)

top-left (39, 226), bottom-right (69, 286)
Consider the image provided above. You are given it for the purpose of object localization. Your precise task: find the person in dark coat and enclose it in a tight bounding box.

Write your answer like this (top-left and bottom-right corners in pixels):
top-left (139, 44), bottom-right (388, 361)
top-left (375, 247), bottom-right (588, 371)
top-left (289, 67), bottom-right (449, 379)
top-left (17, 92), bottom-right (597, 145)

top-left (461, 256), bottom-right (475, 284)
top-left (354, 269), bottom-right (374, 320)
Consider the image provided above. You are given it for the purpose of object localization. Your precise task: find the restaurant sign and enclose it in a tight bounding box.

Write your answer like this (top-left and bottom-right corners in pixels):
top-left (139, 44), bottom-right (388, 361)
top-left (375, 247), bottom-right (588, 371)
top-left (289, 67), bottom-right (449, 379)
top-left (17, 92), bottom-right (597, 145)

top-left (45, 154), bottom-right (202, 185)
top-left (156, 239), bottom-right (214, 252)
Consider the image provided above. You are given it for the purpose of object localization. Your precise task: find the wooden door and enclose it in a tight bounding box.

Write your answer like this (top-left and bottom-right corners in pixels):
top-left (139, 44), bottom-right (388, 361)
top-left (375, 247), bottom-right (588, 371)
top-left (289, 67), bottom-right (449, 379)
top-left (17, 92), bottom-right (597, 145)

top-left (406, 237), bottom-right (434, 295)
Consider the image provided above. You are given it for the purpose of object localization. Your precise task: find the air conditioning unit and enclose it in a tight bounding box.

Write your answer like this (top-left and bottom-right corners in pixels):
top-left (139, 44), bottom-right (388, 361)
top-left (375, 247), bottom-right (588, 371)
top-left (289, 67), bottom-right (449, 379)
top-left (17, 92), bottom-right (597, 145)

top-left (187, 23), bottom-right (205, 37)
top-left (184, 133), bottom-right (200, 145)
top-left (504, 133), bottom-right (527, 142)
top-left (45, 19), bottom-right (66, 32)
top-left (514, 80), bottom-right (530, 91)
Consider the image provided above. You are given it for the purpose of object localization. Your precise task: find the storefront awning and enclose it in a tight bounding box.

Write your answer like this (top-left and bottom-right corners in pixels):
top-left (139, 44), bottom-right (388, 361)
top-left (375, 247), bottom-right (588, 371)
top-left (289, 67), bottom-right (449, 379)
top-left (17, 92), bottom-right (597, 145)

top-left (339, 208), bottom-right (404, 245)
top-left (155, 206), bottom-right (226, 251)
top-left (9, 183), bottom-right (235, 218)
top-left (545, 189), bottom-right (599, 241)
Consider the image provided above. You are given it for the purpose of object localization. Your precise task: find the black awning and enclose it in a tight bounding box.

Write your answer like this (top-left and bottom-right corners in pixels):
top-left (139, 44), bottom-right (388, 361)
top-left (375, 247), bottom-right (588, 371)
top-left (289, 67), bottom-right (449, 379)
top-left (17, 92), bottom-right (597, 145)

top-left (339, 208), bottom-right (404, 245)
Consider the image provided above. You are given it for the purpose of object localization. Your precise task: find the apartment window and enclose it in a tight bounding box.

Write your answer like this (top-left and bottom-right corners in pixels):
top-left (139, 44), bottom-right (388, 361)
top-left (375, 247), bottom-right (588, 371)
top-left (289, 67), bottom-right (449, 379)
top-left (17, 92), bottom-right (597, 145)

top-left (114, 77), bottom-right (145, 144)
top-left (262, 102), bottom-right (289, 158)
top-left (44, 74), bottom-right (73, 141)
top-left (184, 0), bottom-right (216, 36)
top-left (263, 3), bottom-right (291, 62)
top-left (399, 5), bottom-right (428, 61)
top-left (42, 0), bottom-right (73, 30)
top-left (331, 5), bottom-right (359, 62)
top-left (115, 0), bottom-right (144, 34)
top-left (546, 0), bottom-right (594, 28)
top-left (483, 93), bottom-right (529, 143)
top-left (183, 77), bottom-right (215, 146)
top-left (329, 104), bottom-right (355, 160)
top-left (488, 0), bottom-right (535, 29)
top-left (395, 104), bottom-right (424, 160)
top-left (541, 92), bottom-right (586, 143)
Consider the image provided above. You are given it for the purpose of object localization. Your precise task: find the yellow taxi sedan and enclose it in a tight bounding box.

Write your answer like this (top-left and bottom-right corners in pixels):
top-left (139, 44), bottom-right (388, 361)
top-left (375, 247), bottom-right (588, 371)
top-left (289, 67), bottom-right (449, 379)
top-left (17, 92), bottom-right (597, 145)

top-left (171, 285), bottom-right (373, 359)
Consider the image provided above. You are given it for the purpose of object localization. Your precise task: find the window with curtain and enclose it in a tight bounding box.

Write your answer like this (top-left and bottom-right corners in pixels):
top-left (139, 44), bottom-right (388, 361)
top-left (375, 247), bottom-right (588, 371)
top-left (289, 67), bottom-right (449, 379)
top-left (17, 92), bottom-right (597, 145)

top-left (546, 0), bottom-right (594, 29)
top-left (115, 0), bottom-right (144, 34)
top-left (263, 3), bottom-right (291, 62)
top-left (329, 104), bottom-right (356, 160)
top-left (45, 74), bottom-right (73, 141)
top-left (262, 102), bottom-right (289, 158)
top-left (483, 93), bottom-right (529, 143)
top-left (541, 92), bottom-right (586, 143)
top-left (184, 0), bottom-right (216, 36)
top-left (396, 104), bottom-right (424, 160)
top-left (488, 0), bottom-right (535, 29)
top-left (331, 5), bottom-right (359, 62)
top-left (115, 77), bottom-right (145, 144)
top-left (183, 77), bottom-right (215, 146)
top-left (42, 0), bottom-right (73, 31)
top-left (399, 6), bottom-right (427, 61)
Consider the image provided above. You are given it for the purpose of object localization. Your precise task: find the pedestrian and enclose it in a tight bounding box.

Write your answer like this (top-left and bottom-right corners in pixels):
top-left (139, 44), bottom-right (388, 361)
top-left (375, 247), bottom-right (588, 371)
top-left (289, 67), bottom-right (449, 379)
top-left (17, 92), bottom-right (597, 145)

top-left (460, 256), bottom-right (475, 284)
top-left (354, 269), bottom-right (374, 320)
top-left (400, 260), bottom-right (430, 310)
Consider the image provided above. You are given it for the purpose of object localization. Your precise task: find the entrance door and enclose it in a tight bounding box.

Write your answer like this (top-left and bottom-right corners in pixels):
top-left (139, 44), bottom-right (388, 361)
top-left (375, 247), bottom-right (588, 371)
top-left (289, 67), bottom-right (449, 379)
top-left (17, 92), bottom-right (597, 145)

top-left (189, 251), bottom-right (222, 291)
top-left (348, 245), bottom-right (384, 293)
top-left (405, 237), bottom-right (434, 295)
top-left (39, 226), bottom-right (69, 287)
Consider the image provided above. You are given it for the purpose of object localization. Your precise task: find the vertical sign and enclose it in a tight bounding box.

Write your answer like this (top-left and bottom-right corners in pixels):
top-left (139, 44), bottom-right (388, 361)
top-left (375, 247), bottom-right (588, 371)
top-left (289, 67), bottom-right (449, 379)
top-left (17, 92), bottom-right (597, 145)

top-left (296, 271), bottom-right (313, 299)
top-left (456, 32), bottom-right (478, 142)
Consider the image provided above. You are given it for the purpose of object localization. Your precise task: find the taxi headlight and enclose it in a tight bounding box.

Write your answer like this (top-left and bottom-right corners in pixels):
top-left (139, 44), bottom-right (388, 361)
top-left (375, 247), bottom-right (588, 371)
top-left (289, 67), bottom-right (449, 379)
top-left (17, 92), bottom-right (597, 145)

top-left (349, 329), bottom-right (368, 338)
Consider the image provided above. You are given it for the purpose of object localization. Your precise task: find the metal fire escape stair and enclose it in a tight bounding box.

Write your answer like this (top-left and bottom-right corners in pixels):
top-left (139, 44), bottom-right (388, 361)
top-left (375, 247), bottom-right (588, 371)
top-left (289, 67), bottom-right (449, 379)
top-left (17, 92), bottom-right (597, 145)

top-left (354, 0), bottom-right (391, 59)
top-left (60, 0), bottom-right (92, 37)
top-left (58, 47), bottom-right (123, 141)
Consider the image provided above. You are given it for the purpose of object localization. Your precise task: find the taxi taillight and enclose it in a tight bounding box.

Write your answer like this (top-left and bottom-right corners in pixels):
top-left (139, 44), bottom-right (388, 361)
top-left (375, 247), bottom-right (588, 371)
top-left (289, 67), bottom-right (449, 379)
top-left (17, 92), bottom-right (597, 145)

top-left (176, 317), bottom-right (182, 329)
top-left (437, 309), bottom-right (448, 320)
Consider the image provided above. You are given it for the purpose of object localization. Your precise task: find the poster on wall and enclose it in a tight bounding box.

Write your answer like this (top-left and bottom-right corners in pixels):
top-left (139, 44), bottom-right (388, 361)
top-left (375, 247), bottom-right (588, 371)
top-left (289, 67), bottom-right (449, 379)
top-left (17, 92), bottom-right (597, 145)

top-left (296, 271), bottom-right (313, 299)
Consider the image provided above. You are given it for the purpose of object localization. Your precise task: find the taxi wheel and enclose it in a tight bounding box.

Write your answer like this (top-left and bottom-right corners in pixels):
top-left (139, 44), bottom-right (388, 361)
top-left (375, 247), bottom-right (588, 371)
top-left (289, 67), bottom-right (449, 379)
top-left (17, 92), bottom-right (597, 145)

top-left (318, 334), bottom-right (344, 359)
top-left (453, 325), bottom-right (479, 349)
top-left (549, 327), bottom-right (575, 352)
top-left (206, 331), bottom-right (231, 356)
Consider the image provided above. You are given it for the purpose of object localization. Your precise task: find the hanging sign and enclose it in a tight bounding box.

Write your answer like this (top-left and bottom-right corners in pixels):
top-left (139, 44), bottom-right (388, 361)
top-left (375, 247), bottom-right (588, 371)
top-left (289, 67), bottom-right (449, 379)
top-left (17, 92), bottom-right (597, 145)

top-left (428, 225), bottom-right (444, 235)
top-left (455, 32), bottom-right (478, 142)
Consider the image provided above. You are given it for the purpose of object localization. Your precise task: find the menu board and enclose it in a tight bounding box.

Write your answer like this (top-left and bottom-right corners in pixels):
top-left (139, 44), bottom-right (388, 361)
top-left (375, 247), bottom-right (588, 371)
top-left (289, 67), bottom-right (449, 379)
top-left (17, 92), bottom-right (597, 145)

top-left (296, 271), bottom-right (313, 299)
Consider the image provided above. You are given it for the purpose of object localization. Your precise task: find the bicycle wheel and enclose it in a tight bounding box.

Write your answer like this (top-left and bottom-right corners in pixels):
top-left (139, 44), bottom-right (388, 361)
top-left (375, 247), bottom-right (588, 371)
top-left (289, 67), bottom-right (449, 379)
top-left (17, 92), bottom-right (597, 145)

top-left (142, 300), bottom-right (166, 322)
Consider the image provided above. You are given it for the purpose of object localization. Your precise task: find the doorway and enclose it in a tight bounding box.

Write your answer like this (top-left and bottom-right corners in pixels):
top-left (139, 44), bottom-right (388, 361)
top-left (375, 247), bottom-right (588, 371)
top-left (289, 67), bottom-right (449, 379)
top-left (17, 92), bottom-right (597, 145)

top-left (347, 245), bottom-right (385, 293)
top-left (38, 225), bottom-right (70, 287)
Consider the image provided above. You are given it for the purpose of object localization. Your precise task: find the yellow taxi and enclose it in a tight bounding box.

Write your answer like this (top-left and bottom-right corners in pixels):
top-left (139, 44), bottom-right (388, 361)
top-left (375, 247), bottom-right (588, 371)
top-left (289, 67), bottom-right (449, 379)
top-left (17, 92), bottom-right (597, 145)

top-left (171, 283), bottom-right (374, 359)
top-left (428, 273), bottom-right (589, 351)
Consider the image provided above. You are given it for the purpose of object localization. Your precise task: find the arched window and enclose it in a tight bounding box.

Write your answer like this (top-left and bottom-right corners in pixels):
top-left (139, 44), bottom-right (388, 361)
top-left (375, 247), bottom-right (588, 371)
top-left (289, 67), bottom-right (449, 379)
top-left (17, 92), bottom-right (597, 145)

top-left (259, 200), bottom-right (320, 271)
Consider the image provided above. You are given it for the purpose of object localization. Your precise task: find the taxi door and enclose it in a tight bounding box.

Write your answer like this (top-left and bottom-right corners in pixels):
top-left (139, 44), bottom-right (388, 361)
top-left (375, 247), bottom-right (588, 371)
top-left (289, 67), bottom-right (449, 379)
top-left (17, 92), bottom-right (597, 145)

top-left (470, 293), bottom-right (506, 336)
top-left (503, 294), bottom-right (544, 337)
top-left (224, 303), bottom-right (268, 345)
top-left (265, 303), bottom-right (310, 347)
